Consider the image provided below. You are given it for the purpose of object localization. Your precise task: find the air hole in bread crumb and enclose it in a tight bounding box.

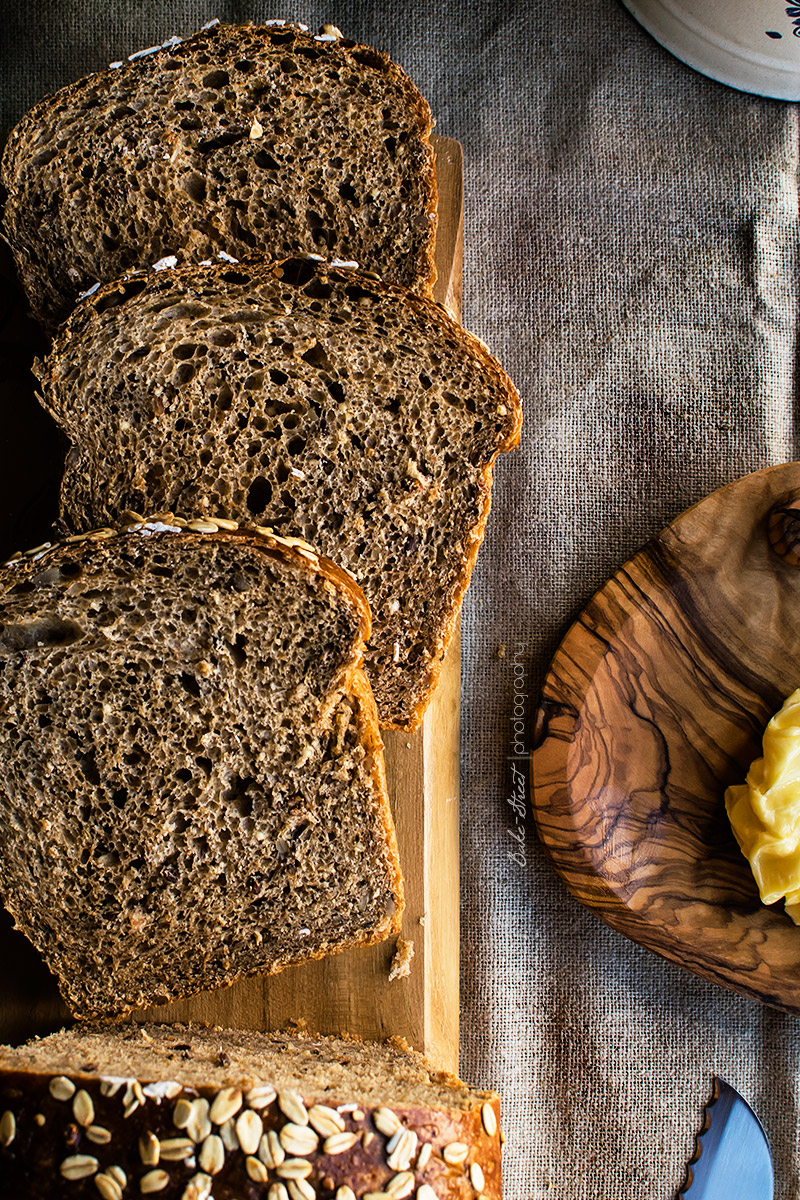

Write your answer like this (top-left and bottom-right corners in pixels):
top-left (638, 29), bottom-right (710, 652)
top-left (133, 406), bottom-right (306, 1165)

top-left (228, 634), bottom-right (247, 667)
top-left (221, 271), bottom-right (252, 286)
top-left (246, 476), bottom-right (272, 514)
top-left (182, 173), bottom-right (206, 203)
top-left (174, 362), bottom-right (196, 385)
top-left (202, 69), bottom-right (230, 89)
top-left (179, 672), bottom-right (201, 698)
top-left (222, 775), bottom-right (254, 819)
top-left (0, 616), bottom-right (85, 652)
top-left (300, 342), bottom-right (332, 370)
top-left (209, 329), bottom-right (236, 347)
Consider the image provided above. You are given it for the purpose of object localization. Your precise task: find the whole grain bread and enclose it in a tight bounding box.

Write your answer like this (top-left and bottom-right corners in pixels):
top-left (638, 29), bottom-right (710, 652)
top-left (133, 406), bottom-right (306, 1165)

top-left (40, 257), bottom-right (522, 729)
top-left (0, 517), bottom-right (402, 1019)
top-left (0, 1022), bottom-right (502, 1200)
top-left (0, 20), bottom-right (437, 329)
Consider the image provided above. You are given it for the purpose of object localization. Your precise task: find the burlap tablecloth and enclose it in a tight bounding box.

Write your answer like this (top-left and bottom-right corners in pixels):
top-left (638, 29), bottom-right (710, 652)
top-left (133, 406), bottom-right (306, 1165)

top-left (3, 1), bottom-right (799, 1196)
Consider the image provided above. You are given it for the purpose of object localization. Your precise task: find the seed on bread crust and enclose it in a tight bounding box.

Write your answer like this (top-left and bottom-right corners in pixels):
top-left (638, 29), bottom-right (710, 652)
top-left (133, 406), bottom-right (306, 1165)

top-left (278, 1091), bottom-right (309, 1126)
top-left (324, 1131), bottom-right (360, 1155)
top-left (416, 1142), bottom-right (432, 1170)
top-left (198, 1134), bottom-right (224, 1175)
top-left (286, 1178), bottom-right (316, 1200)
top-left (139, 1131), bottom-right (160, 1165)
top-left (246, 1155), bottom-right (269, 1182)
top-left (95, 1173), bottom-right (123, 1200)
top-left (72, 1089), bottom-right (95, 1126)
top-left (0, 1110), bottom-right (15, 1146)
top-left (173, 1097), bottom-right (194, 1128)
top-left (235, 1109), bottom-right (263, 1155)
top-left (49, 1076), bottom-right (76, 1101)
top-left (280, 1122), bottom-right (319, 1156)
top-left (259, 1128), bottom-right (285, 1168)
top-left (86, 1125), bottom-right (112, 1144)
top-left (246, 1085), bottom-right (277, 1109)
top-left (60, 1154), bottom-right (99, 1180)
top-left (140, 1170), bottom-right (170, 1194)
top-left (373, 1107), bottom-right (401, 1137)
top-left (158, 1136), bottom-right (194, 1161)
top-left (386, 1128), bottom-right (417, 1172)
top-left (308, 1104), bottom-right (345, 1137)
top-left (443, 1141), bottom-right (469, 1165)
top-left (276, 1158), bottom-right (314, 1179)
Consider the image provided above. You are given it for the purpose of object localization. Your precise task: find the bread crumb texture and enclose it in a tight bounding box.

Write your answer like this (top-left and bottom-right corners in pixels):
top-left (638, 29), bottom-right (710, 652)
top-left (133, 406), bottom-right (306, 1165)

top-left (0, 528), bottom-right (402, 1018)
top-left (0, 21), bottom-right (437, 327)
top-left (42, 258), bottom-right (521, 728)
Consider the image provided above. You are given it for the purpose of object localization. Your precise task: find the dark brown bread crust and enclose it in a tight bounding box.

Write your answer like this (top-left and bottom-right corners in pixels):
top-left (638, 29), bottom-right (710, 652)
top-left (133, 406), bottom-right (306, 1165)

top-left (0, 517), bottom-right (402, 1019)
top-left (0, 1024), bottom-right (501, 1200)
top-left (40, 257), bottom-right (522, 730)
top-left (1, 21), bottom-right (437, 329)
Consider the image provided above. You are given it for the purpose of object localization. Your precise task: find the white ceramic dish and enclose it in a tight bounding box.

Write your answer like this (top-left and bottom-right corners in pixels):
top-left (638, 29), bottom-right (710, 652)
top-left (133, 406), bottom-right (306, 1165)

top-left (621, 0), bottom-right (800, 100)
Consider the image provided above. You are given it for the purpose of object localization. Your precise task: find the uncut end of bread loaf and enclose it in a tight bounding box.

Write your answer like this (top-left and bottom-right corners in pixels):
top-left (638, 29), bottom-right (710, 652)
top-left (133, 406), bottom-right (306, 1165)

top-left (0, 1023), bottom-right (502, 1199)
top-left (41, 257), bottom-right (522, 729)
top-left (0, 518), bottom-right (402, 1019)
top-left (0, 20), bottom-right (437, 329)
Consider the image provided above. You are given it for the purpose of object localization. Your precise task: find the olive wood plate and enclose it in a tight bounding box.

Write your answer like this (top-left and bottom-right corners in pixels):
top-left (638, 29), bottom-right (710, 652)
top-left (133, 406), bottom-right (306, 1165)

top-left (532, 463), bottom-right (800, 1014)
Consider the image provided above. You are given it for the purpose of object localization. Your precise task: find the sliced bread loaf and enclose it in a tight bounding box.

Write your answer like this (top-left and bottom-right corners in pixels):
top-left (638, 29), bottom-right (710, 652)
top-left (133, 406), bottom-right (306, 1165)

top-left (1, 20), bottom-right (437, 329)
top-left (0, 517), bottom-right (402, 1019)
top-left (0, 1022), bottom-right (502, 1199)
top-left (40, 257), bottom-right (522, 729)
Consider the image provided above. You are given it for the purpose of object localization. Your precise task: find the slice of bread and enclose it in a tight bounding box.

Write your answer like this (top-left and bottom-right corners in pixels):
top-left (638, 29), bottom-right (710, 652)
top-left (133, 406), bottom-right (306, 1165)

top-left (0, 517), bottom-right (402, 1019)
top-left (0, 1022), bottom-right (502, 1200)
top-left (40, 257), bottom-right (522, 729)
top-left (1, 21), bottom-right (437, 329)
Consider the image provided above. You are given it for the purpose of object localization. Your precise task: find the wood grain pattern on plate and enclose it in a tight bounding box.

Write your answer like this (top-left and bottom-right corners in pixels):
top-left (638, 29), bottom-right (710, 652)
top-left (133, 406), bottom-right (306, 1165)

top-left (532, 463), bottom-right (800, 1014)
top-left (0, 135), bottom-right (462, 1071)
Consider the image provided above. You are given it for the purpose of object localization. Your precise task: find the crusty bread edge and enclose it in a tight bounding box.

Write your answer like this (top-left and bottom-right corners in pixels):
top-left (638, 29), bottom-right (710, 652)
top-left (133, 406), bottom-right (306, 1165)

top-left (2, 512), bottom-right (371, 645)
top-left (344, 278), bottom-right (522, 732)
top-left (345, 662), bottom-right (405, 927)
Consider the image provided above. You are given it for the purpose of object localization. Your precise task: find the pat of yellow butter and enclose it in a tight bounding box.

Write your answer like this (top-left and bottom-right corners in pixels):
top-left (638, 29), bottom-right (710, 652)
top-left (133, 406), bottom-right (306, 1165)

top-left (725, 688), bottom-right (800, 923)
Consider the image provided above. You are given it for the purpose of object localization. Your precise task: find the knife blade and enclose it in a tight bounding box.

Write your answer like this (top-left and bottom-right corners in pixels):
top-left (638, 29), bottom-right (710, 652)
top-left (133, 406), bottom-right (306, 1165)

top-left (679, 1077), bottom-right (773, 1200)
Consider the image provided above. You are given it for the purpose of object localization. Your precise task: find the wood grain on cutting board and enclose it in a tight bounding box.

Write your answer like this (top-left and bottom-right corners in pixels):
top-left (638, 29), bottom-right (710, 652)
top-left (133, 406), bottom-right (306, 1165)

top-left (0, 135), bottom-right (463, 1074)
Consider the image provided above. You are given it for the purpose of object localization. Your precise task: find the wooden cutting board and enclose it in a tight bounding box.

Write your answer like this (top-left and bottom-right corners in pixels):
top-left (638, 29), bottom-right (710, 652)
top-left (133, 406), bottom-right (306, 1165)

top-left (0, 136), bottom-right (463, 1072)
